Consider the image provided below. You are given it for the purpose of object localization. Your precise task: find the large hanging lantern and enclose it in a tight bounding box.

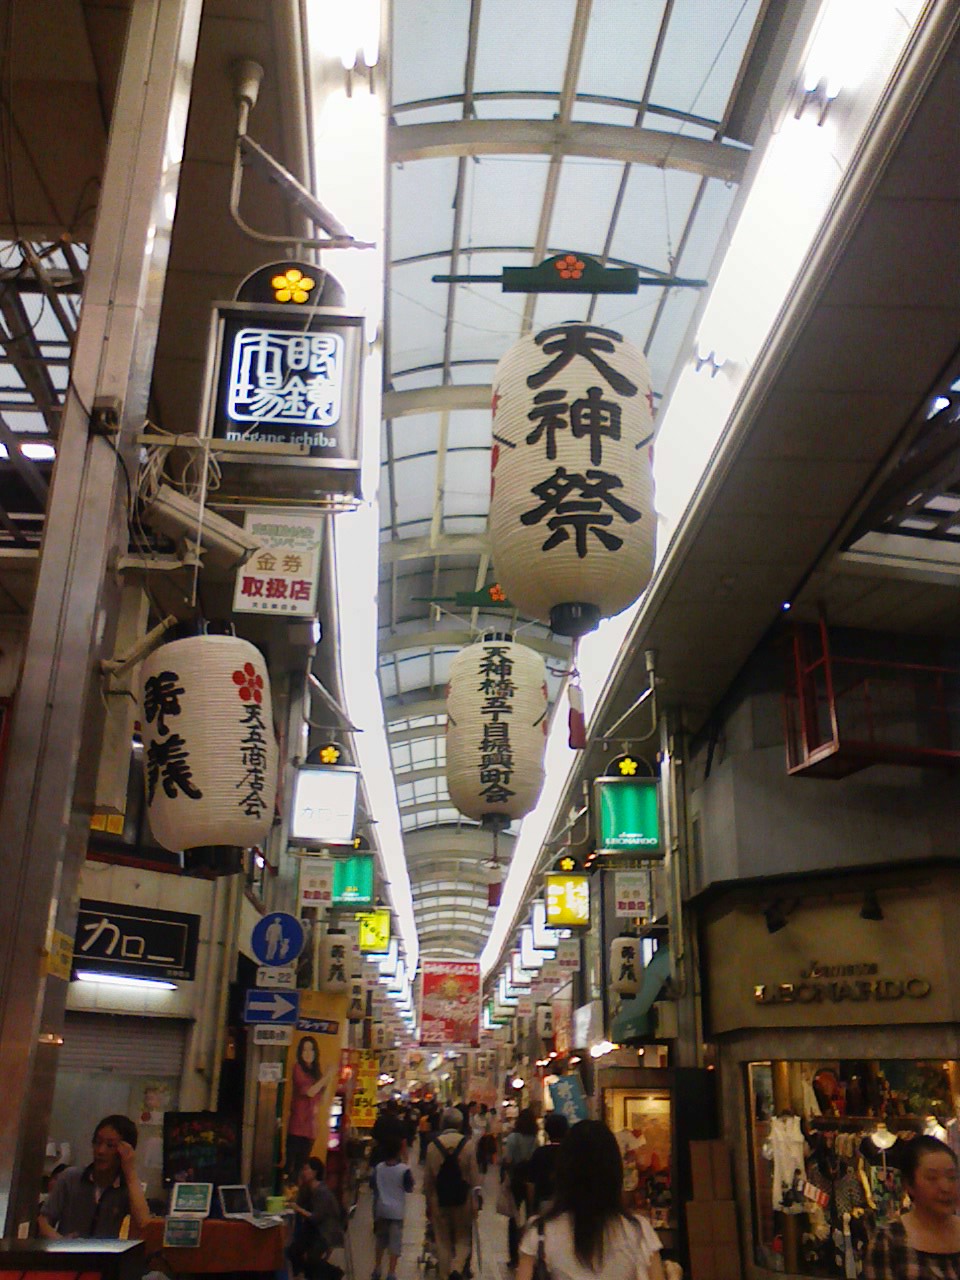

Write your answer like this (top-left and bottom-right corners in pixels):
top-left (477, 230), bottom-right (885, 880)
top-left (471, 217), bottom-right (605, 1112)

top-left (139, 635), bottom-right (277, 854)
top-left (611, 935), bottom-right (643, 997)
top-left (490, 323), bottom-right (656, 636)
top-left (319, 929), bottom-right (350, 994)
top-left (446, 637), bottom-right (548, 827)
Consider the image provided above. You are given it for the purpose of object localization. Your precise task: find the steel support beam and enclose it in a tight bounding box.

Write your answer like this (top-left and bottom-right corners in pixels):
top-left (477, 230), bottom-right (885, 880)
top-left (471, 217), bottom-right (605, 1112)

top-left (389, 119), bottom-right (750, 183)
top-left (383, 385), bottom-right (491, 419)
top-left (380, 532), bottom-right (490, 563)
top-left (386, 697), bottom-right (446, 723)
top-left (0, 0), bottom-right (201, 1234)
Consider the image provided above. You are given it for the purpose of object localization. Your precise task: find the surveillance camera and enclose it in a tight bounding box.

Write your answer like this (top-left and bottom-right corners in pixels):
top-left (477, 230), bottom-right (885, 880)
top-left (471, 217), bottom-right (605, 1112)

top-left (142, 483), bottom-right (261, 570)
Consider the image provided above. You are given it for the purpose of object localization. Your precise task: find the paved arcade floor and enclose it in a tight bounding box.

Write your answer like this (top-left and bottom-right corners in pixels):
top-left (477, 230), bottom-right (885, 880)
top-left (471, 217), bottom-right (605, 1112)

top-left (340, 1159), bottom-right (510, 1280)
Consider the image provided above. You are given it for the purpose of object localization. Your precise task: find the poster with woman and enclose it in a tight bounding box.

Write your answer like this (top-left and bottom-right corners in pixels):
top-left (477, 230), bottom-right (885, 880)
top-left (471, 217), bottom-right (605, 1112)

top-left (281, 989), bottom-right (347, 1179)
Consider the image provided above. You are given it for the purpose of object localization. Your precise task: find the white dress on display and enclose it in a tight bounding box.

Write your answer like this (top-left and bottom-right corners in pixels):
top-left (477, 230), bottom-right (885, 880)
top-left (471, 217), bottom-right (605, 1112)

top-left (765, 1114), bottom-right (805, 1213)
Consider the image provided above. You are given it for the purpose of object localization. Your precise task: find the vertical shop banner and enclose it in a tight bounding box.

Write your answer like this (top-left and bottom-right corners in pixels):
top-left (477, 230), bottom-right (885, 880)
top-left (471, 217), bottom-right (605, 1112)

top-left (351, 1050), bottom-right (379, 1128)
top-left (298, 857), bottom-right (334, 912)
top-left (549, 1075), bottom-right (589, 1124)
top-left (233, 512), bottom-right (323, 616)
top-left (614, 869), bottom-right (652, 918)
top-left (282, 990), bottom-right (347, 1164)
top-left (552, 990), bottom-right (574, 1056)
top-left (420, 960), bottom-right (481, 1047)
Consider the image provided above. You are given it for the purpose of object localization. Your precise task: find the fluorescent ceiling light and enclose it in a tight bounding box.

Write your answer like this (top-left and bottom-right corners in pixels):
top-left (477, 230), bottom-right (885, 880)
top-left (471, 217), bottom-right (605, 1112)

top-left (21, 442), bottom-right (55, 461)
top-left (303, 9), bottom-right (417, 975)
top-left (75, 971), bottom-right (177, 992)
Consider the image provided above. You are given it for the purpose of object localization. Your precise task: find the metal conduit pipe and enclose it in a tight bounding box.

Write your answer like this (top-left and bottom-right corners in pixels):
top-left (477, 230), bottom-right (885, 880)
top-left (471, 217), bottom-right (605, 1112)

top-left (187, 873), bottom-right (227, 1084)
top-left (209, 872), bottom-right (242, 1109)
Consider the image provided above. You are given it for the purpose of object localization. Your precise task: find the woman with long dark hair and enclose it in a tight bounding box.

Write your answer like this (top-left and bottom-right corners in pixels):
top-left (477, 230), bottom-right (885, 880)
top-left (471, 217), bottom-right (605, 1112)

top-left (286, 1035), bottom-right (334, 1182)
top-left (516, 1120), bottom-right (664, 1280)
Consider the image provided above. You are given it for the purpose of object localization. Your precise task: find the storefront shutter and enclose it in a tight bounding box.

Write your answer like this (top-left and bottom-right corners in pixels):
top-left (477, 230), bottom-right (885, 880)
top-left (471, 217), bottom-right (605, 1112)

top-left (61, 1013), bottom-right (188, 1076)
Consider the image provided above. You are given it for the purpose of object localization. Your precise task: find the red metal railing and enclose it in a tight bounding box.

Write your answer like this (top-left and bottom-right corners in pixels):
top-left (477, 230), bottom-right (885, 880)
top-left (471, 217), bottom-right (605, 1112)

top-left (784, 620), bottom-right (960, 777)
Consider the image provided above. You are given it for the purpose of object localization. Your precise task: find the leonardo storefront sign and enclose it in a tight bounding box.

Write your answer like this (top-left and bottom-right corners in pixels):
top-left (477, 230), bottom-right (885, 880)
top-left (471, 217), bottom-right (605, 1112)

top-left (754, 961), bottom-right (931, 1006)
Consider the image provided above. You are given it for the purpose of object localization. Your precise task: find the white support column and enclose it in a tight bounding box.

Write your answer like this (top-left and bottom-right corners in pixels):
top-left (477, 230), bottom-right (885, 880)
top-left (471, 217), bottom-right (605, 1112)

top-left (0, 0), bottom-right (202, 1235)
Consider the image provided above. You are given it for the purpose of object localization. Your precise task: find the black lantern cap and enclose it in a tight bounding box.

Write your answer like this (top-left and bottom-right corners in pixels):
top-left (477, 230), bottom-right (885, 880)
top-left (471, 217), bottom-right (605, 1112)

top-left (550, 602), bottom-right (601, 637)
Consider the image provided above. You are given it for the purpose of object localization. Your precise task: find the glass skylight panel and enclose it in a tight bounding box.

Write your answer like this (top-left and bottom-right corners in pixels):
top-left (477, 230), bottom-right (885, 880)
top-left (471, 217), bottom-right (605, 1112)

top-left (463, 158), bottom-right (549, 256)
top-left (608, 164), bottom-right (703, 275)
top-left (443, 448), bottom-right (490, 521)
top-left (395, 782), bottom-right (416, 805)
top-left (569, 100), bottom-right (644, 127)
top-left (392, 0), bottom-right (471, 104)
top-left (391, 453), bottom-right (438, 527)
top-left (410, 739), bottom-right (439, 768)
top-left (650, 0), bottom-right (762, 126)
top-left (671, 176), bottom-right (739, 282)
top-left (391, 158), bottom-right (457, 262)
top-left (389, 259), bottom-right (450, 373)
top-left (576, 0), bottom-right (664, 104)
top-left (389, 413), bottom-right (442, 461)
top-left (475, 95), bottom-right (565, 122)
top-left (549, 158), bottom-right (633, 259)
top-left (474, 0), bottom-right (577, 95)
top-left (645, 289), bottom-right (702, 393)
top-left (392, 101), bottom-right (464, 126)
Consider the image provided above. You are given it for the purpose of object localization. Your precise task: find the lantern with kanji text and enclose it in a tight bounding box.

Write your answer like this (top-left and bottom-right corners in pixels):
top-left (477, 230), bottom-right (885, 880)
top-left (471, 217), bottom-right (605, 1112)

top-left (138, 634), bottom-right (278, 857)
top-left (446, 636), bottom-right (548, 827)
top-left (610, 934), bottom-right (642, 997)
top-left (489, 323), bottom-right (656, 637)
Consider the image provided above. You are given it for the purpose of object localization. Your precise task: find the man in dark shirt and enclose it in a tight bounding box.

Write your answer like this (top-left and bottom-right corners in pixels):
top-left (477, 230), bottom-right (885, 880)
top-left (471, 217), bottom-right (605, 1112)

top-left (39, 1114), bottom-right (150, 1239)
top-left (525, 1113), bottom-right (569, 1216)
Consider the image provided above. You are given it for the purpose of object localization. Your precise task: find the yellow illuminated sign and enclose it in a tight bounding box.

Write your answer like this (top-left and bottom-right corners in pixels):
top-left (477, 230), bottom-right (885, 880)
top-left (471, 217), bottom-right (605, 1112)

top-left (545, 873), bottom-right (590, 927)
top-left (357, 909), bottom-right (391, 953)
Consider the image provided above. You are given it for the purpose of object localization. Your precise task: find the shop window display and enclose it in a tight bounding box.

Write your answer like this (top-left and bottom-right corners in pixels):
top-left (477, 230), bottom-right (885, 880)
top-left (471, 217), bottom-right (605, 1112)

top-left (748, 1060), bottom-right (960, 1277)
top-left (603, 1088), bottom-right (672, 1228)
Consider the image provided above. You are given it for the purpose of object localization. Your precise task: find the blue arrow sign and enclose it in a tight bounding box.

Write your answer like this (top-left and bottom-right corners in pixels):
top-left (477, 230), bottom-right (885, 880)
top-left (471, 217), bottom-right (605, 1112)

top-left (243, 989), bottom-right (301, 1025)
top-left (251, 912), bottom-right (305, 967)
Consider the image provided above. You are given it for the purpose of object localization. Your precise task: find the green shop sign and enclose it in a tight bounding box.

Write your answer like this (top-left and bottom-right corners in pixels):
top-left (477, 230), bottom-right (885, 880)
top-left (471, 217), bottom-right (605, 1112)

top-left (595, 777), bottom-right (662, 856)
top-left (332, 855), bottom-right (374, 905)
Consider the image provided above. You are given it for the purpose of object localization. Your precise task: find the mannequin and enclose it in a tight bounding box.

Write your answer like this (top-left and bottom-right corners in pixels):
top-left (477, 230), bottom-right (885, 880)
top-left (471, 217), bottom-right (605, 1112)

top-left (924, 1115), bottom-right (948, 1142)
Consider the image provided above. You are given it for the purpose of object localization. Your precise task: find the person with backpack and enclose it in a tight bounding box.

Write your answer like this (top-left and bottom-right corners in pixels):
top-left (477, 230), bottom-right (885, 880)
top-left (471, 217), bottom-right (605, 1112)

top-left (423, 1107), bottom-right (481, 1280)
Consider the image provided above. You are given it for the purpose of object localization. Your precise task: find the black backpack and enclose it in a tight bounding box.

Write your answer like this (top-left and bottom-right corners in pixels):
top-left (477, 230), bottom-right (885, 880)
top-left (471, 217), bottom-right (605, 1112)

top-left (433, 1135), bottom-right (470, 1207)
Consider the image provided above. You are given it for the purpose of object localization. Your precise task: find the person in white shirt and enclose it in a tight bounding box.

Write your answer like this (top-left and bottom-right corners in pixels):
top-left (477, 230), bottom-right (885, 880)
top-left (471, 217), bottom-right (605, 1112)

top-left (517, 1120), bottom-right (665, 1280)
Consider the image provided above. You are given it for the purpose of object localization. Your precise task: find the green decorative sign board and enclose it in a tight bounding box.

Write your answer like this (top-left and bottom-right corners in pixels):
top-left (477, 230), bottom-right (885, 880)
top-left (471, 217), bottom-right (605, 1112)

top-left (332, 855), bottom-right (374, 905)
top-left (595, 777), bottom-right (662, 855)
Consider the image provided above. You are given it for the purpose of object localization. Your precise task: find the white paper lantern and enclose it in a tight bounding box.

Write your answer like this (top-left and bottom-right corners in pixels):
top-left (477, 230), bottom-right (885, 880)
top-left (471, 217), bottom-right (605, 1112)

top-left (347, 974), bottom-right (366, 1023)
top-left (611, 935), bottom-right (643, 997)
top-left (490, 323), bottom-right (656, 636)
top-left (139, 635), bottom-right (277, 853)
top-left (320, 929), bottom-right (350, 993)
top-left (446, 638), bottom-right (548, 826)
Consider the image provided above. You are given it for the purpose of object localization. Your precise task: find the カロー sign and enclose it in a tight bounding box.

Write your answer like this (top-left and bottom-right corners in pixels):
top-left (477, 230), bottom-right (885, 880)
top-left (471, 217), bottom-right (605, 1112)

top-left (75, 900), bottom-right (200, 981)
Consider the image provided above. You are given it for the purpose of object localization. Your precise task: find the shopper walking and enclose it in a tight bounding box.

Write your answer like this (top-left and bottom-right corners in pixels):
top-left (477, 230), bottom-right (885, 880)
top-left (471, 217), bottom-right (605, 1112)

top-left (502, 1107), bottom-right (538, 1267)
top-left (424, 1107), bottom-right (481, 1280)
top-left (371, 1135), bottom-right (414, 1280)
top-left (864, 1135), bottom-right (960, 1280)
top-left (516, 1120), bottom-right (665, 1280)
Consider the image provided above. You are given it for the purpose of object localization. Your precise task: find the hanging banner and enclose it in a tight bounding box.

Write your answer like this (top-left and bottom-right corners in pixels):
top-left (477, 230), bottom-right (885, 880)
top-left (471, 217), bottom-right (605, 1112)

top-left (281, 989), bottom-right (346, 1166)
top-left (298, 858), bottom-right (334, 913)
top-left (352, 1049), bottom-right (379, 1128)
top-left (420, 960), bottom-right (481, 1047)
top-left (556, 939), bottom-right (580, 972)
top-left (615, 869), bottom-right (652, 918)
top-left (233, 512), bottom-right (322, 617)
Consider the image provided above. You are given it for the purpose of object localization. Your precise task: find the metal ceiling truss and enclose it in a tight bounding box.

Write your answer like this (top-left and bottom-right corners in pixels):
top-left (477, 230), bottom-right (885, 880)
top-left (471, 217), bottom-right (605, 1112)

top-left (389, 119), bottom-right (749, 184)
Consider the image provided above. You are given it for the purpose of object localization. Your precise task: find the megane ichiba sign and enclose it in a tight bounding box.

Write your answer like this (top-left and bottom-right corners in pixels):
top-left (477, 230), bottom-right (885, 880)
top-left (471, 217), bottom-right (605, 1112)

top-left (209, 305), bottom-right (362, 465)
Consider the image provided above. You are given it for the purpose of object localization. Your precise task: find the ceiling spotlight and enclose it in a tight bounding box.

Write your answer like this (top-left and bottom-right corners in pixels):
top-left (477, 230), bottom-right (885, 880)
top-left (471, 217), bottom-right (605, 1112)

top-left (860, 890), bottom-right (883, 922)
top-left (762, 900), bottom-right (789, 934)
